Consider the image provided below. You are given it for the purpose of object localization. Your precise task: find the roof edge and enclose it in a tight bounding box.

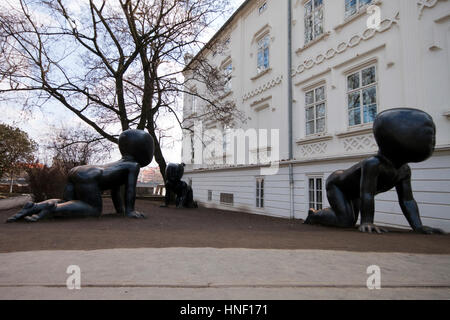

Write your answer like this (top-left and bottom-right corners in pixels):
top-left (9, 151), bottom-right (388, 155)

top-left (183, 0), bottom-right (253, 73)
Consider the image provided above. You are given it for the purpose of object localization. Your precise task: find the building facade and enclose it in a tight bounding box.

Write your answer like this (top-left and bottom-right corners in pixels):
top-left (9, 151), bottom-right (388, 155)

top-left (182, 0), bottom-right (450, 231)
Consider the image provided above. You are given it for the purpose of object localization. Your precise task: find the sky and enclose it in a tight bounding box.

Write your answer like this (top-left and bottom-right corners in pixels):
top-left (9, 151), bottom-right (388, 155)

top-left (0, 0), bottom-right (246, 168)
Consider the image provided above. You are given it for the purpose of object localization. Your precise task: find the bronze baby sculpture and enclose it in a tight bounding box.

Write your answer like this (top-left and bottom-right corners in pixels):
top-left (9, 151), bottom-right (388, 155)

top-left (305, 108), bottom-right (444, 234)
top-left (7, 129), bottom-right (154, 222)
top-left (161, 163), bottom-right (198, 208)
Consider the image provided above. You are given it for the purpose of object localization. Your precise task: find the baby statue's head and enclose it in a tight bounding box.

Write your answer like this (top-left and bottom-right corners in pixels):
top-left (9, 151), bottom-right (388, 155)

top-left (118, 129), bottom-right (154, 167)
top-left (165, 163), bottom-right (185, 183)
top-left (374, 108), bottom-right (436, 165)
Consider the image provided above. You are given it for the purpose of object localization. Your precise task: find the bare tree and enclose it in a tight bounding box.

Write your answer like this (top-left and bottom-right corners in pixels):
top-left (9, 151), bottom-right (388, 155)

top-left (48, 125), bottom-right (114, 173)
top-left (0, 0), bottom-right (240, 179)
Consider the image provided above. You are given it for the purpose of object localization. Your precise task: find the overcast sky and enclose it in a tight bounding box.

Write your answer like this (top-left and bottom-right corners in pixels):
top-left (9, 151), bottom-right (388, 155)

top-left (1, 0), bottom-right (246, 168)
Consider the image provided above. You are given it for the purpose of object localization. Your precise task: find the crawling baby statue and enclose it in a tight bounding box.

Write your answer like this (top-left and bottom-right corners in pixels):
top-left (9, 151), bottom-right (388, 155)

top-left (305, 108), bottom-right (444, 234)
top-left (7, 129), bottom-right (154, 222)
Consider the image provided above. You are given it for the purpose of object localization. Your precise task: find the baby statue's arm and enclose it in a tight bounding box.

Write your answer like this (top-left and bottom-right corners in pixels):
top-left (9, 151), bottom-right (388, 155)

top-left (396, 167), bottom-right (444, 234)
top-left (124, 163), bottom-right (145, 218)
top-left (111, 187), bottom-right (124, 214)
top-left (359, 158), bottom-right (387, 233)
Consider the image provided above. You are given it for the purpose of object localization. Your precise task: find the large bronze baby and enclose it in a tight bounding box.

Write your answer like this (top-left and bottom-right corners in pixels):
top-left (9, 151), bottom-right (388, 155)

top-left (305, 108), bottom-right (444, 234)
top-left (7, 129), bottom-right (154, 222)
top-left (161, 163), bottom-right (198, 208)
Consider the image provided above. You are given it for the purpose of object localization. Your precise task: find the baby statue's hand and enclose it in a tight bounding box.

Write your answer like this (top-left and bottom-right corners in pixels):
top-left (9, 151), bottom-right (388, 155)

top-left (126, 211), bottom-right (146, 219)
top-left (359, 223), bottom-right (388, 234)
top-left (416, 226), bottom-right (445, 235)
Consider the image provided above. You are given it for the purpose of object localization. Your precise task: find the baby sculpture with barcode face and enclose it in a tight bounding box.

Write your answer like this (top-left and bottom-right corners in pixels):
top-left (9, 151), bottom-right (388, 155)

top-left (7, 129), bottom-right (154, 222)
top-left (305, 108), bottom-right (444, 234)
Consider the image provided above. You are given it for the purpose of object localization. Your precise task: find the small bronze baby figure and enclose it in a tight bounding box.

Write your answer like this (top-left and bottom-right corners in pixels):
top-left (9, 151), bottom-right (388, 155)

top-left (7, 129), bottom-right (154, 222)
top-left (161, 163), bottom-right (198, 209)
top-left (305, 108), bottom-right (444, 234)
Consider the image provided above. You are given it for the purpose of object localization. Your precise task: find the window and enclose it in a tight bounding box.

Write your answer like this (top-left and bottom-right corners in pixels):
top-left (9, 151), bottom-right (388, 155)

top-left (257, 34), bottom-right (270, 74)
top-left (305, 85), bottom-right (326, 135)
top-left (304, 0), bottom-right (323, 44)
top-left (224, 62), bottom-right (232, 92)
top-left (190, 133), bottom-right (195, 164)
top-left (345, 0), bottom-right (373, 19)
top-left (208, 190), bottom-right (212, 201)
top-left (192, 93), bottom-right (198, 114)
top-left (308, 177), bottom-right (323, 210)
top-left (220, 193), bottom-right (234, 206)
top-left (209, 135), bottom-right (215, 157)
top-left (347, 65), bottom-right (377, 126)
top-left (256, 178), bottom-right (264, 208)
top-left (258, 2), bottom-right (267, 14)
top-left (223, 125), bottom-right (229, 164)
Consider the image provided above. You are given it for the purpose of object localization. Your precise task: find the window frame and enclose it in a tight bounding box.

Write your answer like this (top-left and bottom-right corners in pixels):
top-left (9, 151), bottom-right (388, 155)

top-left (222, 125), bottom-right (230, 163)
top-left (191, 93), bottom-right (198, 114)
top-left (190, 133), bottom-right (195, 164)
top-left (207, 190), bottom-right (212, 202)
top-left (220, 193), bottom-right (234, 206)
top-left (346, 64), bottom-right (378, 128)
top-left (308, 176), bottom-right (323, 211)
top-left (256, 33), bottom-right (270, 74)
top-left (256, 177), bottom-right (264, 208)
top-left (224, 61), bottom-right (233, 92)
top-left (305, 84), bottom-right (327, 136)
top-left (258, 2), bottom-right (267, 15)
top-left (304, 0), bottom-right (324, 45)
top-left (345, 0), bottom-right (374, 19)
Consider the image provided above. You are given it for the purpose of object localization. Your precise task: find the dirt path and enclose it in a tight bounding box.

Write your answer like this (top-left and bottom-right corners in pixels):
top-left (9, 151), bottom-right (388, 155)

top-left (1, 199), bottom-right (449, 254)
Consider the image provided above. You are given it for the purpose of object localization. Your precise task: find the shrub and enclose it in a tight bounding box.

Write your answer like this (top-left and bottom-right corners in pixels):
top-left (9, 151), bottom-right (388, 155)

top-left (26, 165), bottom-right (68, 202)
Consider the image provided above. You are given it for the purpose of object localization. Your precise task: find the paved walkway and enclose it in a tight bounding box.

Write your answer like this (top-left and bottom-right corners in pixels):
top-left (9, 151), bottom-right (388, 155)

top-left (0, 195), bottom-right (31, 211)
top-left (0, 248), bottom-right (449, 299)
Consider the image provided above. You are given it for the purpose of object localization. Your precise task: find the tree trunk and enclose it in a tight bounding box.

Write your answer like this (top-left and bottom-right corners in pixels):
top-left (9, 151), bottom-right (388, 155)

top-left (146, 127), bottom-right (167, 182)
top-left (9, 171), bottom-right (13, 193)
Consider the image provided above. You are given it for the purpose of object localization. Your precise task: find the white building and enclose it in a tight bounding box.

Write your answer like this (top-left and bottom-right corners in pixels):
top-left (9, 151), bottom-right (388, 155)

top-left (181, 0), bottom-right (450, 231)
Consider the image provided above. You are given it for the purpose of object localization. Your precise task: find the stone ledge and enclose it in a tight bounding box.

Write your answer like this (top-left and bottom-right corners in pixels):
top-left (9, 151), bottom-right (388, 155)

top-left (296, 134), bottom-right (333, 145)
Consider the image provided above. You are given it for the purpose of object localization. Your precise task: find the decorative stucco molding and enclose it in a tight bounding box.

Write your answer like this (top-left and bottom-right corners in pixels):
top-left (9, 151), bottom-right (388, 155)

top-left (292, 14), bottom-right (399, 78)
top-left (299, 142), bottom-right (328, 157)
top-left (418, 0), bottom-right (448, 19)
top-left (250, 95), bottom-right (272, 107)
top-left (243, 75), bottom-right (283, 101)
top-left (342, 134), bottom-right (377, 153)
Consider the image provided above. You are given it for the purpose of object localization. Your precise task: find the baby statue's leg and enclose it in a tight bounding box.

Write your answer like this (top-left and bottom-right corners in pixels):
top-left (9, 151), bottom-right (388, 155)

top-left (24, 182), bottom-right (103, 222)
top-left (183, 187), bottom-right (197, 208)
top-left (304, 175), bottom-right (356, 228)
top-left (6, 199), bottom-right (62, 223)
top-left (24, 200), bottom-right (102, 222)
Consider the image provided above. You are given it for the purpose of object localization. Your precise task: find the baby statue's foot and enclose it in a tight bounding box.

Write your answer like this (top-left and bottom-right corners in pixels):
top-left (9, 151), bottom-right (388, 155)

top-left (6, 202), bottom-right (37, 223)
top-left (24, 214), bottom-right (40, 222)
top-left (23, 202), bottom-right (57, 222)
top-left (304, 208), bottom-right (317, 225)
